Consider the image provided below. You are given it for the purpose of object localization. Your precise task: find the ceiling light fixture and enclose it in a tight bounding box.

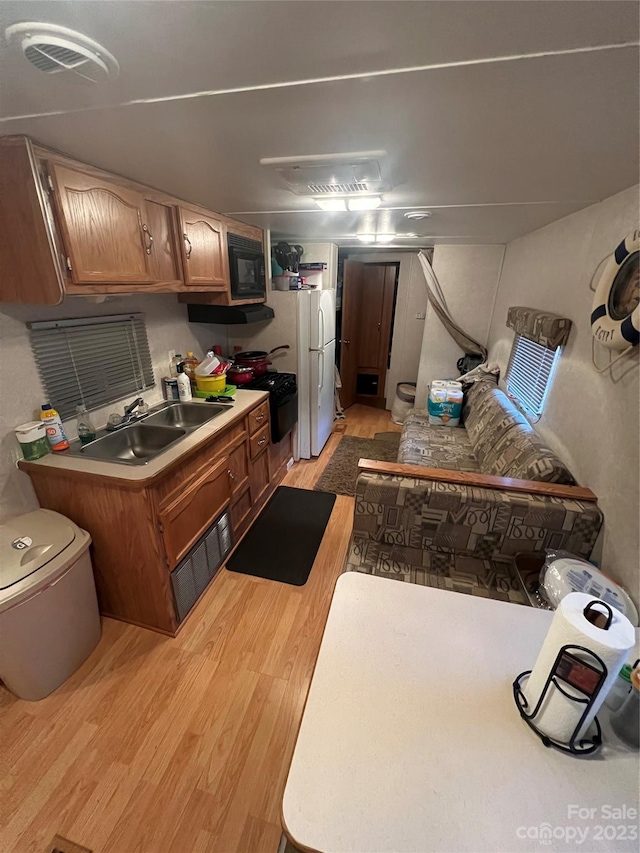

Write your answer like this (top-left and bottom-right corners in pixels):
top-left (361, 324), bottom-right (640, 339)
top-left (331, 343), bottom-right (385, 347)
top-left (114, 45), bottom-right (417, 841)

top-left (376, 234), bottom-right (396, 243)
top-left (357, 234), bottom-right (376, 243)
top-left (347, 196), bottom-right (382, 211)
top-left (404, 211), bottom-right (432, 221)
top-left (315, 198), bottom-right (347, 212)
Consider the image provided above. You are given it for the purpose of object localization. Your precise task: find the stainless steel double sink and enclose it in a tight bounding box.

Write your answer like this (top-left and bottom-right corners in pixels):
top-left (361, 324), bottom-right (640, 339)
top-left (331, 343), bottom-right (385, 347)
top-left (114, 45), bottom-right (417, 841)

top-left (69, 401), bottom-right (229, 466)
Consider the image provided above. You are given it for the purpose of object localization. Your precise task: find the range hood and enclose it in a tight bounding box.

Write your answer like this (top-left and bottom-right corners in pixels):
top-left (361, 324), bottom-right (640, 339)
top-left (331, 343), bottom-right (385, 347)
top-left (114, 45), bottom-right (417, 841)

top-left (187, 303), bottom-right (275, 325)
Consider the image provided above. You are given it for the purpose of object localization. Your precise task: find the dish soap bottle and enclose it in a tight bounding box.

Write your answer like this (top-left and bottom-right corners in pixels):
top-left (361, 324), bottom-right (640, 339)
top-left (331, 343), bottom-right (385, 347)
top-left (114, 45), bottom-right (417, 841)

top-left (76, 404), bottom-right (97, 445)
top-left (176, 362), bottom-right (193, 402)
top-left (40, 403), bottom-right (70, 451)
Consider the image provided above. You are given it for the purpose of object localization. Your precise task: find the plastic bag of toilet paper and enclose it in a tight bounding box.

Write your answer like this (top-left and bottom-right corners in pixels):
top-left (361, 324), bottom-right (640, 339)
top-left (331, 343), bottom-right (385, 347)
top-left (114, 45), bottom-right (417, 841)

top-left (427, 381), bottom-right (463, 426)
top-left (540, 550), bottom-right (638, 625)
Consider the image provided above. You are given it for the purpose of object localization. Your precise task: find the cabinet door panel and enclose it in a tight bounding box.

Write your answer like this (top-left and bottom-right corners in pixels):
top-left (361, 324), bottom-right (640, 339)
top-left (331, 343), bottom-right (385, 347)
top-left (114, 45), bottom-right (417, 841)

top-left (50, 163), bottom-right (152, 284)
top-left (249, 450), bottom-right (270, 506)
top-left (230, 487), bottom-right (252, 537)
top-left (227, 439), bottom-right (249, 497)
top-left (144, 199), bottom-right (182, 284)
top-left (179, 206), bottom-right (228, 288)
top-left (159, 455), bottom-right (230, 567)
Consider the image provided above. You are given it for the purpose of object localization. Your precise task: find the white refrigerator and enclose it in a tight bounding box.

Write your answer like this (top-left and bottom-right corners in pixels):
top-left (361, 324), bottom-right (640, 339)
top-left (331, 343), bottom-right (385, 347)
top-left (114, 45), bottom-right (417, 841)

top-left (297, 289), bottom-right (336, 458)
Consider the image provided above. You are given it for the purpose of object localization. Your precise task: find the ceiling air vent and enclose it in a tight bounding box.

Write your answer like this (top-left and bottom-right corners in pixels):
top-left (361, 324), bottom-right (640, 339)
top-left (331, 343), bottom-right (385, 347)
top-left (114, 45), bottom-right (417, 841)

top-left (260, 151), bottom-right (390, 197)
top-left (5, 22), bottom-right (119, 83)
top-left (308, 181), bottom-right (369, 195)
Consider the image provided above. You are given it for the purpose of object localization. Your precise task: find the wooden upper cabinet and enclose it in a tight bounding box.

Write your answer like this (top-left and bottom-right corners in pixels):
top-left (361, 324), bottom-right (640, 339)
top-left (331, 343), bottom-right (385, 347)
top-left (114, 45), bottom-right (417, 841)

top-left (49, 163), bottom-right (153, 284)
top-left (178, 206), bottom-right (228, 288)
top-left (144, 198), bottom-right (182, 284)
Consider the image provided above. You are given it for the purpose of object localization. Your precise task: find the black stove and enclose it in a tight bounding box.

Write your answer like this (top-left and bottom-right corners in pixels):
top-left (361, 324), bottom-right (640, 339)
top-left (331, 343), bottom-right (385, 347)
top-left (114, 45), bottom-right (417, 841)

top-left (242, 372), bottom-right (298, 443)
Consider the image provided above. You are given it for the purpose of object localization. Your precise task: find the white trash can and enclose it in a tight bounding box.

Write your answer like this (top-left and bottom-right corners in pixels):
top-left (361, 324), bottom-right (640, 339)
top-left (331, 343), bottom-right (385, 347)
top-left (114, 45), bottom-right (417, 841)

top-left (390, 382), bottom-right (417, 424)
top-left (0, 509), bottom-right (101, 700)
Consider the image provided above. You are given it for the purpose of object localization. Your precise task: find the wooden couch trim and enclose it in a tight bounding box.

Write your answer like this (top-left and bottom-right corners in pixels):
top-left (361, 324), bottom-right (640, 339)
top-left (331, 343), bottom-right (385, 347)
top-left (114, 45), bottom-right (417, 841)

top-left (357, 459), bottom-right (598, 502)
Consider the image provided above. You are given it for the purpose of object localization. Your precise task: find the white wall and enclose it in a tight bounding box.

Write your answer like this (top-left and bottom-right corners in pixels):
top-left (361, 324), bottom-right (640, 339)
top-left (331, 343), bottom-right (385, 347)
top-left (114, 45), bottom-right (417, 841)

top-left (415, 245), bottom-right (505, 405)
top-left (486, 184), bottom-right (640, 601)
top-left (227, 290), bottom-right (300, 375)
top-left (349, 252), bottom-right (428, 409)
top-left (0, 295), bottom-right (227, 522)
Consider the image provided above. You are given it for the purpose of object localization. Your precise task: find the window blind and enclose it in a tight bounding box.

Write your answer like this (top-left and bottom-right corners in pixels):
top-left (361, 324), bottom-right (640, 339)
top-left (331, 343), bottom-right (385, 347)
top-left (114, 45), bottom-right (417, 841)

top-left (29, 313), bottom-right (155, 420)
top-left (505, 334), bottom-right (560, 419)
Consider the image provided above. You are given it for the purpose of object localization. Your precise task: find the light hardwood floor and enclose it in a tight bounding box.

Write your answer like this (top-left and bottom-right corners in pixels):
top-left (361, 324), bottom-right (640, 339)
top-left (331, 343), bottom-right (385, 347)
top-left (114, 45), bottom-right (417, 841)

top-left (0, 405), bottom-right (401, 853)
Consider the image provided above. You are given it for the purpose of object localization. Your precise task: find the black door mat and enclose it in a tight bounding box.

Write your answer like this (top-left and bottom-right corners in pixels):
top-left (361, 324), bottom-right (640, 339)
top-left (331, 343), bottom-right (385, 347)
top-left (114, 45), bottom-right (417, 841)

top-left (226, 486), bottom-right (336, 585)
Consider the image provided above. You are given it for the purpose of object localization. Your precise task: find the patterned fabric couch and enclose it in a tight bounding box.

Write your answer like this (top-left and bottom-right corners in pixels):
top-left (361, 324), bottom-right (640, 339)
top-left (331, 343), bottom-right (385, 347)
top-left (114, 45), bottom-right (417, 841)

top-left (344, 382), bottom-right (603, 604)
top-left (398, 380), bottom-right (575, 483)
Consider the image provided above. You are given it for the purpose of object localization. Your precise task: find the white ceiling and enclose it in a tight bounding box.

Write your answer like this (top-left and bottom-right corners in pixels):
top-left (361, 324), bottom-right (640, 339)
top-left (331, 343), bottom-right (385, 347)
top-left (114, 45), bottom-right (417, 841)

top-left (1, 1), bottom-right (638, 248)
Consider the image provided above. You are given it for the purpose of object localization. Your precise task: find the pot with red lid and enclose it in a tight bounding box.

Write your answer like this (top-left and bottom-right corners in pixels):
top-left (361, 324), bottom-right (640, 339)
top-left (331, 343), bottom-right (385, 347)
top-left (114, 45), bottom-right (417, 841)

top-left (227, 364), bottom-right (256, 385)
top-left (233, 345), bottom-right (289, 376)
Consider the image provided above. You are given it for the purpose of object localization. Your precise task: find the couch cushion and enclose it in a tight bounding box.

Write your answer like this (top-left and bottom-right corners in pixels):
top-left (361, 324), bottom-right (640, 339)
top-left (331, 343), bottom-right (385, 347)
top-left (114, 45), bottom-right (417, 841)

top-left (484, 424), bottom-right (576, 484)
top-left (461, 379), bottom-right (496, 424)
top-left (398, 409), bottom-right (480, 472)
top-left (465, 388), bottom-right (529, 468)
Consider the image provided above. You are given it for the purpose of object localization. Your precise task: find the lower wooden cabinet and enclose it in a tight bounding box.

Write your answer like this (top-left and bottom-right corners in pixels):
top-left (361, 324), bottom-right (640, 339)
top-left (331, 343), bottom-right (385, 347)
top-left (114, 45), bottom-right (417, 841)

top-left (158, 455), bottom-right (231, 567)
top-left (20, 396), bottom-right (289, 636)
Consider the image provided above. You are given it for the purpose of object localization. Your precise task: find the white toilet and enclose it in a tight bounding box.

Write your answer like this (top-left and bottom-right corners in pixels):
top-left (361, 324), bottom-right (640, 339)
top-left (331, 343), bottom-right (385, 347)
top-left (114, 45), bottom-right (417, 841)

top-left (0, 509), bottom-right (101, 700)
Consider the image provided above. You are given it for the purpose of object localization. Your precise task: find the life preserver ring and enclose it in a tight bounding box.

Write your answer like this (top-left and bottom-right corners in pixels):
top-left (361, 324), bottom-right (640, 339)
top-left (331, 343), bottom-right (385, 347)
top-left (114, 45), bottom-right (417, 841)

top-left (591, 231), bottom-right (639, 350)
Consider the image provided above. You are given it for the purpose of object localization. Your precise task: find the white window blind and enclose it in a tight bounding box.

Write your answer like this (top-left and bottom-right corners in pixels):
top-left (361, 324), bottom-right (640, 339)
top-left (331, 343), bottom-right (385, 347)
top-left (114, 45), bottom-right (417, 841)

top-left (29, 313), bottom-right (155, 420)
top-left (505, 334), bottom-right (560, 419)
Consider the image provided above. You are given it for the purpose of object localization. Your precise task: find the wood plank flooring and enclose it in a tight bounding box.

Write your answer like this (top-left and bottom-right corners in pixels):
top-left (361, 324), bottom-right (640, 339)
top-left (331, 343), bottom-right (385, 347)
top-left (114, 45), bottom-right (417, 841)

top-left (0, 405), bottom-right (400, 853)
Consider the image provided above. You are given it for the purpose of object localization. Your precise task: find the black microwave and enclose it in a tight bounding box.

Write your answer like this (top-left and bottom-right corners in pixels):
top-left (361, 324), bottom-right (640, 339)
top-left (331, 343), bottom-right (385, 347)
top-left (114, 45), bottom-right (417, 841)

top-left (228, 233), bottom-right (266, 300)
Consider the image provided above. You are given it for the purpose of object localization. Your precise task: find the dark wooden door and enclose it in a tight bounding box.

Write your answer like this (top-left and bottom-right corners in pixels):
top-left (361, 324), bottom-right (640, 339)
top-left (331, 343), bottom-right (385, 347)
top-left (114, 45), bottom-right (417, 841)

top-left (339, 260), bottom-right (363, 410)
top-left (50, 163), bottom-right (152, 284)
top-left (178, 206), bottom-right (228, 288)
top-left (341, 262), bottom-right (398, 410)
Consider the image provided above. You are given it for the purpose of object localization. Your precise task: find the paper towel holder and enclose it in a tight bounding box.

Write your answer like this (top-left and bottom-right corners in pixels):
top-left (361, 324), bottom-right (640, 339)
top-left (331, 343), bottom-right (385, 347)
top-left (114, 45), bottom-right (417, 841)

top-left (513, 640), bottom-right (609, 756)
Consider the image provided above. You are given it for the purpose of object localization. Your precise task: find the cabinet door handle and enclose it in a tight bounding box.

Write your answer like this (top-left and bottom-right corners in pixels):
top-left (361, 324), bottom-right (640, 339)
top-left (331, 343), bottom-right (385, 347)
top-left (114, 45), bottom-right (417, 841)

top-left (142, 224), bottom-right (154, 255)
top-left (258, 437), bottom-right (267, 446)
top-left (183, 233), bottom-right (192, 259)
top-left (339, 339), bottom-right (351, 345)
top-left (228, 468), bottom-right (235, 480)
top-left (255, 414), bottom-right (265, 422)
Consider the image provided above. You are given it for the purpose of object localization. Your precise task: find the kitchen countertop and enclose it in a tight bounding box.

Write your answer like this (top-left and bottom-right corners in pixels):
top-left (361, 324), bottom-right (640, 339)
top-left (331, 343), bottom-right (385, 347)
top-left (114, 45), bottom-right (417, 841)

top-left (18, 390), bottom-right (269, 484)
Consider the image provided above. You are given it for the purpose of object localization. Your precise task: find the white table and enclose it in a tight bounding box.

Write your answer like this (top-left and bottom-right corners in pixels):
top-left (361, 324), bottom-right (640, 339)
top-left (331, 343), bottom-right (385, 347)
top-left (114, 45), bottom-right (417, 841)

top-left (283, 573), bottom-right (639, 853)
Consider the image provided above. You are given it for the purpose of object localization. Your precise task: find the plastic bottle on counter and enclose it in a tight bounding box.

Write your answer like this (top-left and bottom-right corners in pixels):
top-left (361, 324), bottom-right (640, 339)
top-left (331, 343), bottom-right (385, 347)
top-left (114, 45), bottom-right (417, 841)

top-left (75, 404), bottom-right (97, 445)
top-left (170, 353), bottom-right (183, 378)
top-left (176, 363), bottom-right (193, 402)
top-left (610, 667), bottom-right (640, 749)
top-left (40, 403), bottom-right (69, 451)
top-left (182, 351), bottom-right (200, 387)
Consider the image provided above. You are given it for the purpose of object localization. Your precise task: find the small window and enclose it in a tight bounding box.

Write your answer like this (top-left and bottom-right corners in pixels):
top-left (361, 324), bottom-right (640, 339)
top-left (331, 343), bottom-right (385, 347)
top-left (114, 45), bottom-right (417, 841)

top-left (505, 334), bottom-right (560, 419)
top-left (29, 313), bottom-right (154, 420)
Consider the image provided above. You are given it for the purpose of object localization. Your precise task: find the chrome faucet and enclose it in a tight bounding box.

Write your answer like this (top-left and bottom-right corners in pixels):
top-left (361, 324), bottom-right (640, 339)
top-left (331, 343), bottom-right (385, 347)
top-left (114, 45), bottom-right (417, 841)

top-left (106, 397), bottom-right (147, 431)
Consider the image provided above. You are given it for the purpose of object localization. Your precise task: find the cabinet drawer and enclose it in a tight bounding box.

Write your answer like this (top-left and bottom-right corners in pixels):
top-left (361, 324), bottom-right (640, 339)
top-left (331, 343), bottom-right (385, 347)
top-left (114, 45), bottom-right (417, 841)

top-left (249, 426), bottom-right (270, 460)
top-left (248, 400), bottom-right (269, 436)
top-left (159, 455), bottom-right (231, 567)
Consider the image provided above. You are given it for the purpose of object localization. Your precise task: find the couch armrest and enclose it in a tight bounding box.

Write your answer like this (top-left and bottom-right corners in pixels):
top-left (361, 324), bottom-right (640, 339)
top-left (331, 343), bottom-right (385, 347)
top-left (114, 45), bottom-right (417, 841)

top-left (357, 459), bottom-right (597, 502)
top-left (352, 469), bottom-right (603, 564)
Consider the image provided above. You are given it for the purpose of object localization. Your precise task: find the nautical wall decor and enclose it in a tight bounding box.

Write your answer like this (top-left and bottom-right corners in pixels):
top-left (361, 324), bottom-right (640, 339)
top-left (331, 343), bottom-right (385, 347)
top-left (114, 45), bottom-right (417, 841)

top-left (591, 231), bottom-right (639, 350)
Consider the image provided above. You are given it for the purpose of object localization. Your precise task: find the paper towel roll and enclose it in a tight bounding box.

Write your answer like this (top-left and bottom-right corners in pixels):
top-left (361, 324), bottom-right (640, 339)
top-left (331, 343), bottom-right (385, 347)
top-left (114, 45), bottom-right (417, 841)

top-left (523, 592), bottom-right (635, 744)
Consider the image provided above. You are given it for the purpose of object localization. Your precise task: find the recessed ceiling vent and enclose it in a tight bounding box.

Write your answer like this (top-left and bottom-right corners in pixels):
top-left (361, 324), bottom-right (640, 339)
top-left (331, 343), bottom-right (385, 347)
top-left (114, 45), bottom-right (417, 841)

top-left (5, 22), bottom-right (119, 83)
top-left (260, 151), bottom-right (390, 197)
